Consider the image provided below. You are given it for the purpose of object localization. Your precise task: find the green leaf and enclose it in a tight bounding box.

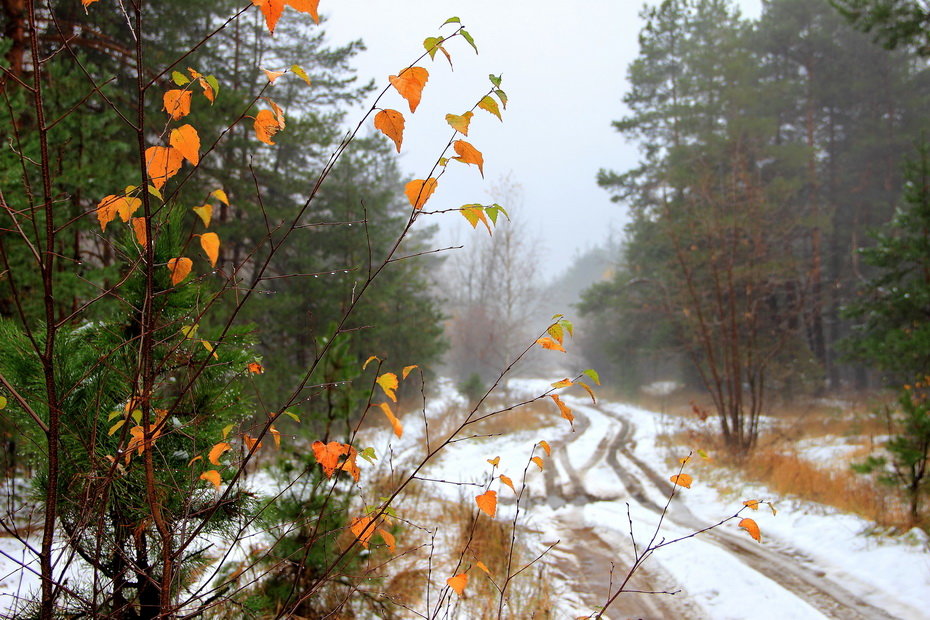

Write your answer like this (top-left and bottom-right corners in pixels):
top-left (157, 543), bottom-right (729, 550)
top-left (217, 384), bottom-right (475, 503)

top-left (559, 319), bottom-right (574, 337)
top-left (222, 424), bottom-right (234, 440)
top-left (107, 410), bottom-right (122, 422)
top-left (460, 29), bottom-right (478, 53)
top-left (548, 323), bottom-right (564, 343)
top-left (494, 88), bottom-right (508, 109)
top-left (147, 185), bottom-right (163, 201)
top-left (290, 64), bottom-right (311, 86)
top-left (131, 409), bottom-right (142, 424)
top-left (283, 410), bottom-right (301, 423)
top-left (478, 95), bottom-right (501, 121)
top-left (442, 16), bottom-right (461, 26)
top-left (485, 204), bottom-right (509, 224)
top-left (171, 71), bottom-right (190, 86)
top-left (205, 75), bottom-right (220, 98)
top-left (0, 396), bottom-right (6, 410)
top-left (489, 74), bottom-right (502, 88)
top-left (108, 420), bottom-right (126, 436)
top-left (423, 36), bottom-right (442, 60)
top-left (583, 368), bottom-right (601, 385)
top-left (360, 446), bottom-right (377, 464)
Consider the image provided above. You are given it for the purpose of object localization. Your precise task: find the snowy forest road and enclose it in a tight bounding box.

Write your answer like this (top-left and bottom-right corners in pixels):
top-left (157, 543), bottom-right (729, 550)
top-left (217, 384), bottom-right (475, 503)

top-left (525, 402), bottom-right (915, 620)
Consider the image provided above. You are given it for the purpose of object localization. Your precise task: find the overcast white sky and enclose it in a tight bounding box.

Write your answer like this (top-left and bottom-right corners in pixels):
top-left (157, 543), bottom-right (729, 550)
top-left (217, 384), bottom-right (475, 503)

top-left (322, 1), bottom-right (761, 278)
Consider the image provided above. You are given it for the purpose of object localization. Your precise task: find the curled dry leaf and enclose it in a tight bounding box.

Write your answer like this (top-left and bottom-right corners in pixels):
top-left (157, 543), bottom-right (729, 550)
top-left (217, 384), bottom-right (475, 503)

top-left (376, 372), bottom-right (398, 402)
top-left (739, 517), bottom-right (762, 542)
top-left (550, 395), bottom-right (575, 429)
top-left (163, 89), bottom-right (192, 120)
top-left (374, 109), bottom-right (405, 153)
top-left (389, 67), bottom-right (429, 113)
top-left (476, 561), bottom-right (491, 575)
top-left (539, 440), bottom-right (551, 456)
top-left (446, 573), bottom-right (468, 597)
top-left (402, 364), bottom-right (418, 379)
top-left (531, 456), bottom-right (544, 471)
top-left (200, 470), bottom-right (222, 490)
top-left (375, 402), bottom-right (403, 438)
top-left (475, 489), bottom-right (497, 518)
top-left (167, 257), bottom-right (193, 286)
top-left (499, 474), bottom-right (515, 492)
top-left (453, 140), bottom-right (484, 177)
top-left (669, 473), bottom-right (692, 489)
top-left (208, 442), bottom-right (231, 465)
top-left (404, 178), bottom-right (438, 210)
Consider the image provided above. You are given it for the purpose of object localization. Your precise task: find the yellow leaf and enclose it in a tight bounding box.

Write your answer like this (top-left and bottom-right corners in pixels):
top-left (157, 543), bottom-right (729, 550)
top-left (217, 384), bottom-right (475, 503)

top-left (374, 109), bottom-right (405, 153)
top-left (550, 395), bottom-right (575, 429)
top-left (446, 573), bottom-right (468, 596)
top-left (169, 124), bottom-right (200, 165)
top-left (108, 419), bottom-right (126, 436)
top-left (531, 456), bottom-right (544, 471)
top-left (199, 232), bottom-right (220, 268)
top-left (540, 441), bottom-right (552, 457)
top-left (362, 355), bottom-right (380, 370)
top-left (476, 561), bottom-right (491, 575)
top-left (208, 442), bottom-right (232, 465)
top-left (536, 337), bottom-right (566, 353)
top-left (475, 489), bottom-right (497, 517)
top-left (459, 205), bottom-right (491, 233)
top-left (291, 64), bottom-right (312, 85)
top-left (551, 379), bottom-right (573, 389)
top-left (445, 111), bottom-right (474, 135)
top-left (212, 189), bottom-right (229, 206)
top-left (402, 364), bottom-right (418, 379)
top-left (269, 425), bottom-right (281, 449)
top-left (201, 339), bottom-right (218, 360)
top-left (453, 140), bottom-right (484, 177)
top-left (744, 499), bottom-right (760, 511)
top-left (131, 217), bottom-right (147, 246)
top-left (670, 473), bottom-right (692, 489)
top-left (221, 424), bottom-right (233, 439)
top-left (163, 89), bottom-right (192, 120)
top-left (376, 402), bottom-right (403, 438)
top-left (389, 67), bottom-right (429, 113)
top-left (487, 456), bottom-right (500, 467)
top-left (478, 95), bottom-right (502, 121)
top-left (145, 146), bottom-right (184, 190)
top-left (405, 178), bottom-right (438, 210)
top-left (376, 372), bottom-right (399, 402)
top-left (739, 517), bottom-right (762, 542)
top-left (200, 470), bottom-right (221, 490)
top-left (167, 257), bottom-right (193, 286)
top-left (499, 474), bottom-right (515, 492)
top-left (193, 204), bottom-right (213, 228)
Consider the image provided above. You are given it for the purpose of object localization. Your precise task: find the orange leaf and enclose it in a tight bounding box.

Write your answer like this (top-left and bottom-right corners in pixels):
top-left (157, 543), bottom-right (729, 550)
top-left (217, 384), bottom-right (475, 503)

top-left (269, 425), bottom-right (281, 449)
top-left (743, 499), bottom-right (760, 511)
top-left (193, 204), bottom-right (212, 228)
top-left (163, 89), bottom-right (192, 120)
top-left (247, 362), bottom-right (264, 374)
top-left (374, 109), bottom-right (405, 153)
top-left (476, 560), bottom-right (491, 575)
top-left (376, 402), bottom-right (403, 438)
top-left (131, 217), bottom-right (147, 246)
top-left (739, 517), bottom-right (762, 542)
top-left (531, 456), bottom-right (544, 471)
top-left (550, 395), bottom-right (575, 429)
top-left (243, 433), bottom-right (263, 452)
top-left (453, 140), bottom-right (484, 177)
top-left (252, 0), bottom-right (320, 33)
top-left (389, 67), bottom-right (429, 113)
top-left (536, 337), bottom-right (566, 353)
top-left (208, 442), bottom-right (232, 465)
top-left (487, 456), bottom-right (500, 467)
top-left (551, 379), bottom-right (573, 389)
top-left (362, 355), bottom-right (380, 370)
top-left (96, 195), bottom-right (141, 231)
top-left (475, 489), bottom-right (497, 517)
top-left (378, 528), bottom-right (396, 552)
top-left (670, 473), bottom-right (692, 489)
top-left (167, 257), bottom-right (193, 286)
top-left (254, 108), bottom-right (284, 145)
top-left (263, 68), bottom-right (285, 83)
top-left (311, 441), bottom-right (360, 481)
top-left (376, 372), bottom-right (398, 402)
top-left (578, 381), bottom-right (597, 404)
top-left (446, 573), bottom-right (468, 596)
top-left (169, 124), bottom-right (200, 165)
top-left (350, 515), bottom-right (374, 547)
top-left (539, 440), bottom-right (551, 457)
top-left (145, 146), bottom-right (184, 190)
top-left (499, 474), bottom-right (515, 492)
top-left (199, 232), bottom-right (220, 268)
top-left (445, 111), bottom-right (474, 135)
top-left (402, 364), bottom-right (418, 379)
top-left (200, 469), bottom-right (221, 490)
top-left (404, 178), bottom-right (438, 210)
